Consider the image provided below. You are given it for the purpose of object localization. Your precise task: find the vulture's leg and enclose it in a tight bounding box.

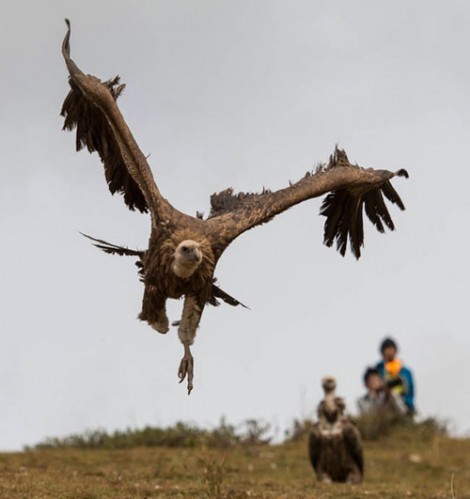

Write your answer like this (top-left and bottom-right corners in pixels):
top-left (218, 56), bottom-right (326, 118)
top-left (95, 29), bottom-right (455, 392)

top-left (317, 472), bottom-right (333, 483)
top-left (139, 288), bottom-right (169, 333)
top-left (345, 470), bottom-right (362, 484)
top-left (345, 473), bottom-right (357, 484)
top-left (177, 295), bottom-right (203, 395)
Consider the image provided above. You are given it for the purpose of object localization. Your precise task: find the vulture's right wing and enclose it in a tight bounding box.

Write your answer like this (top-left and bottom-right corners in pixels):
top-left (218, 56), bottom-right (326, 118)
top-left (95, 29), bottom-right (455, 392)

top-left (61, 20), bottom-right (174, 223)
top-left (308, 426), bottom-right (322, 472)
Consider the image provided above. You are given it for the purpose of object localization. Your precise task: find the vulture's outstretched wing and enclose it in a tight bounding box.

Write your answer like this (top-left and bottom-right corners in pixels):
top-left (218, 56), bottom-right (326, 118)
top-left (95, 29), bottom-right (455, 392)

top-left (61, 20), bottom-right (175, 223)
top-left (206, 148), bottom-right (408, 259)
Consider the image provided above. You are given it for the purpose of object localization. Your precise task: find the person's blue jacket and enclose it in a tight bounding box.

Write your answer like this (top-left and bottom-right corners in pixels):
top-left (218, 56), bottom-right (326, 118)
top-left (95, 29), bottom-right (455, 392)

top-left (376, 360), bottom-right (415, 413)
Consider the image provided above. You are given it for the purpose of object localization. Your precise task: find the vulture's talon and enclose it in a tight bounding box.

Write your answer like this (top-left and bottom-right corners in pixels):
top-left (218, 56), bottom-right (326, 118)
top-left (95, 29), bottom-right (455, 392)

top-left (178, 353), bottom-right (194, 394)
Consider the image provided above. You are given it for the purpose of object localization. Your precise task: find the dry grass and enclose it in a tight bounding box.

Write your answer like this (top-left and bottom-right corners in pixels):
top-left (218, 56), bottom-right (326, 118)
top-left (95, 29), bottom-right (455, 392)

top-left (0, 431), bottom-right (468, 498)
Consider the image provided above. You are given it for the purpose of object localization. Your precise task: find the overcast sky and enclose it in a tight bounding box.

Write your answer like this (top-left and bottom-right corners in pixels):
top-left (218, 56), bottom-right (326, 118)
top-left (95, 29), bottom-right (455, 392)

top-left (1, 1), bottom-right (469, 451)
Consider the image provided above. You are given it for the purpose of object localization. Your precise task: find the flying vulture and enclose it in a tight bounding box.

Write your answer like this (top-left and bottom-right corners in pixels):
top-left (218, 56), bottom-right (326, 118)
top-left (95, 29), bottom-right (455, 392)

top-left (308, 376), bottom-right (364, 483)
top-left (61, 20), bottom-right (408, 394)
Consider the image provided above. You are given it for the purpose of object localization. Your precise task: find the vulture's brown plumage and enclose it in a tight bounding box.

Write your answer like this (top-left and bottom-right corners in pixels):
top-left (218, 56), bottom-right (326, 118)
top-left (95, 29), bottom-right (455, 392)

top-left (308, 377), bottom-right (364, 484)
top-left (61, 20), bottom-right (408, 394)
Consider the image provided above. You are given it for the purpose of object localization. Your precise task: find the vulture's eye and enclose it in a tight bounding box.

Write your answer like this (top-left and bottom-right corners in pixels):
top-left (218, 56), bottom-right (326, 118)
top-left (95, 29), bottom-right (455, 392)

top-left (181, 246), bottom-right (189, 253)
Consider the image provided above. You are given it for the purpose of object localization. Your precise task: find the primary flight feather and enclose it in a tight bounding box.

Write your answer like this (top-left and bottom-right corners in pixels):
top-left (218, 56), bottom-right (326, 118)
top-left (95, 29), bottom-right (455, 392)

top-left (61, 20), bottom-right (408, 394)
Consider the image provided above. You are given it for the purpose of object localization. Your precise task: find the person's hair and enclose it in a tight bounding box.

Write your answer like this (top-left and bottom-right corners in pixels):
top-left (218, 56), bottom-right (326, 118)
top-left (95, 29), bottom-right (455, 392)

top-left (363, 366), bottom-right (380, 385)
top-left (380, 337), bottom-right (398, 354)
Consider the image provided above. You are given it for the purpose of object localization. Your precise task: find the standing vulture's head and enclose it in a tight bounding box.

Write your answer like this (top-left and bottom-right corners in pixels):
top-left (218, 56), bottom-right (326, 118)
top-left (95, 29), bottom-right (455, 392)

top-left (321, 376), bottom-right (337, 394)
top-left (319, 376), bottom-right (345, 425)
top-left (172, 240), bottom-right (203, 279)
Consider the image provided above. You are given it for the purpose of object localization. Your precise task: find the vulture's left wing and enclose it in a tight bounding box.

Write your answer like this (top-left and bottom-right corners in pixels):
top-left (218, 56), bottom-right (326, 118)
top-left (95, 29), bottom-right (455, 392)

top-left (343, 421), bottom-right (364, 475)
top-left (206, 147), bottom-right (408, 259)
top-left (61, 20), bottom-right (174, 223)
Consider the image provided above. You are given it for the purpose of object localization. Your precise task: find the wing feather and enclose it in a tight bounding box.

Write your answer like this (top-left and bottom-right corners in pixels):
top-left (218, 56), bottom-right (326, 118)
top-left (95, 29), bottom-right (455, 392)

top-left (381, 179), bottom-right (406, 210)
top-left (370, 189), bottom-right (394, 230)
top-left (354, 198), bottom-right (364, 259)
top-left (321, 191), bottom-right (364, 257)
top-left (80, 233), bottom-right (144, 257)
top-left (363, 191), bottom-right (385, 233)
top-left (321, 190), bottom-right (349, 248)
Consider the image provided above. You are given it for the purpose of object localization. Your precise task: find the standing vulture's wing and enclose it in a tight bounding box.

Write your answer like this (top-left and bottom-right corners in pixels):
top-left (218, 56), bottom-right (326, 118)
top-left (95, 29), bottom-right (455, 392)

top-left (308, 426), bottom-right (322, 472)
top-left (342, 422), bottom-right (364, 476)
top-left (206, 147), bottom-right (408, 259)
top-left (61, 20), bottom-right (175, 224)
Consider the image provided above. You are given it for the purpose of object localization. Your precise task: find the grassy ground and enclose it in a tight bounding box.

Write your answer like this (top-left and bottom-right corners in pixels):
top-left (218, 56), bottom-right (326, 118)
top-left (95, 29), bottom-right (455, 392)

top-left (0, 431), bottom-right (468, 498)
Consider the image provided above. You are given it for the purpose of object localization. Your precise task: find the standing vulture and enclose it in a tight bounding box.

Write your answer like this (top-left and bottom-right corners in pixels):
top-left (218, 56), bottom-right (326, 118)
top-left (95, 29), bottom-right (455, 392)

top-left (61, 20), bottom-right (408, 394)
top-left (308, 377), bottom-right (364, 483)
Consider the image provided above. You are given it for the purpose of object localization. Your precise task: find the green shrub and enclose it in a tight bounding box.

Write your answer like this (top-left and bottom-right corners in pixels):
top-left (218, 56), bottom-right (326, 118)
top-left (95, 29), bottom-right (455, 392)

top-left (31, 417), bottom-right (270, 450)
top-left (353, 413), bottom-right (448, 442)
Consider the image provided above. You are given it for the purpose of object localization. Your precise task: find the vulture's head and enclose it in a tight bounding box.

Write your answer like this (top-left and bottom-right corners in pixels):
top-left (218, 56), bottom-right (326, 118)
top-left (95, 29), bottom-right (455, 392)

top-left (319, 376), bottom-right (344, 425)
top-left (172, 240), bottom-right (203, 278)
top-left (321, 376), bottom-right (337, 395)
